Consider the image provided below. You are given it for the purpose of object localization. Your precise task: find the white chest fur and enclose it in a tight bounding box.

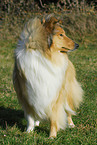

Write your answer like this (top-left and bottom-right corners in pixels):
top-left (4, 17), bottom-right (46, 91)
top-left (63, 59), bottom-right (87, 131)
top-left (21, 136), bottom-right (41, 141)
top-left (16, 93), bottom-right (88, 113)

top-left (15, 47), bottom-right (68, 118)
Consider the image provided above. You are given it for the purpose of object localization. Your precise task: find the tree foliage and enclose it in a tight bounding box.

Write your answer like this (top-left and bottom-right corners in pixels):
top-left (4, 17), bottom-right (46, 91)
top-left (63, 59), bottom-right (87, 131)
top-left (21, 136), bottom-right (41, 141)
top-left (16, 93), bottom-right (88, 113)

top-left (1, 0), bottom-right (96, 15)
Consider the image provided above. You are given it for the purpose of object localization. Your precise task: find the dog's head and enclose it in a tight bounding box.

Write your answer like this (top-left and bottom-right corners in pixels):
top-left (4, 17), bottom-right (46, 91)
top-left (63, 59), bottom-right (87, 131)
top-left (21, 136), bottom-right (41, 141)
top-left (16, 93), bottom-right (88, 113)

top-left (22, 14), bottom-right (79, 56)
top-left (43, 14), bottom-right (79, 54)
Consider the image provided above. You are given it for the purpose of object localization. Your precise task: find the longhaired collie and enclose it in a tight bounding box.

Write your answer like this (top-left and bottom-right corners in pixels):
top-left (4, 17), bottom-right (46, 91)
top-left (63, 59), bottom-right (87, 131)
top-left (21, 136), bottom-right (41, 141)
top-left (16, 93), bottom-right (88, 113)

top-left (13, 14), bottom-right (83, 138)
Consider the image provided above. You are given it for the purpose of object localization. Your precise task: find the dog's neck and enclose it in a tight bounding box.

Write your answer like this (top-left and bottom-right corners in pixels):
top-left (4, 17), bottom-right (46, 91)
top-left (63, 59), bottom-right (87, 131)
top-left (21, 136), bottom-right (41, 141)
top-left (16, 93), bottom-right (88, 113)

top-left (50, 46), bottom-right (68, 66)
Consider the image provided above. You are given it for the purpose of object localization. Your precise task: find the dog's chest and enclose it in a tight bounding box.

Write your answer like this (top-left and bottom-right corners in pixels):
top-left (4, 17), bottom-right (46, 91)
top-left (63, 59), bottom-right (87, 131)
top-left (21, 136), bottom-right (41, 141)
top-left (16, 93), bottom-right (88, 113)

top-left (16, 49), bottom-right (68, 117)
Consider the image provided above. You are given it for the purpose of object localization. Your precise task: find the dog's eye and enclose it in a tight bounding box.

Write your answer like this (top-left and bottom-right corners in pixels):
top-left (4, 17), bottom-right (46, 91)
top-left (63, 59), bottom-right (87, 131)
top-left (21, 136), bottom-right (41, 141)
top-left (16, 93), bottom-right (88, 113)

top-left (60, 34), bottom-right (63, 36)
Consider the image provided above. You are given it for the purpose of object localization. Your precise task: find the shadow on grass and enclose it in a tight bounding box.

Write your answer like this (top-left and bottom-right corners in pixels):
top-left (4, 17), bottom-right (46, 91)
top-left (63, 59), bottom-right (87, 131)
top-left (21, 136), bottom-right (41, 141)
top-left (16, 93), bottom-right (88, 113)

top-left (0, 106), bottom-right (25, 131)
top-left (34, 126), bottom-right (49, 137)
top-left (0, 106), bottom-right (49, 136)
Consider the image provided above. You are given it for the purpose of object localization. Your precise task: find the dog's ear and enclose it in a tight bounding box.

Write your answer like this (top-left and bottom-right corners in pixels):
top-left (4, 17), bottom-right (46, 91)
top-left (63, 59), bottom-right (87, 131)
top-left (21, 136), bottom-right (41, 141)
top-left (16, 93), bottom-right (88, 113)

top-left (48, 34), bottom-right (53, 48)
top-left (43, 15), bottom-right (59, 34)
top-left (42, 14), bottom-right (59, 48)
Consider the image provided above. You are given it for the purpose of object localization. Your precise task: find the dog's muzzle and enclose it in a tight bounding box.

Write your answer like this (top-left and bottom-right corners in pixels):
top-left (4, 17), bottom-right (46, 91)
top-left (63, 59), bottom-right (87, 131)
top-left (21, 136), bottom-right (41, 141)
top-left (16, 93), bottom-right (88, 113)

top-left (75, 43), bottom-right (79, 49)
top-left (68, 43), bottom-right (79, 52)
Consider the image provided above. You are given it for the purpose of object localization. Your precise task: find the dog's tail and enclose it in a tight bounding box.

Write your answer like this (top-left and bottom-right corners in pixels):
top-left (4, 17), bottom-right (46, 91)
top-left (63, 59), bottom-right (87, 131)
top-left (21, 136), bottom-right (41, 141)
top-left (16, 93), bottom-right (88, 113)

top-left (64, 60), bottom-right (83, 112)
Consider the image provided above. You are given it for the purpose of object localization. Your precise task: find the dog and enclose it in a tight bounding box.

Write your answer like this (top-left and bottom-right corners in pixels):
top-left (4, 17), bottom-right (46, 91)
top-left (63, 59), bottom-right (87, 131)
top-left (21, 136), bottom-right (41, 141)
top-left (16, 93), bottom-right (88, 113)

top-left (13, 14), bottom-right (83, 138)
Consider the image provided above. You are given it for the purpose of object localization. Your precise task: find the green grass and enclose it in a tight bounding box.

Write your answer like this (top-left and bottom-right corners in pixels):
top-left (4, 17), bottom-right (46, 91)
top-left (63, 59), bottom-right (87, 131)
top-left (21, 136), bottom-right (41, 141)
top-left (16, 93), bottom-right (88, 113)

top-left (0, 12), bottom-right (97, 145)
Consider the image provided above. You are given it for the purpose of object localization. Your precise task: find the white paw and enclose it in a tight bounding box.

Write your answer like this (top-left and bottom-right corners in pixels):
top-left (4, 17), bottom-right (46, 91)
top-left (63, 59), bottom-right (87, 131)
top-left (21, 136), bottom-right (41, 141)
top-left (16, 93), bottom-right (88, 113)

top-left (35, 121), bottom-right (40, 126)
top-left (26, 126), bottom-right (34, 133)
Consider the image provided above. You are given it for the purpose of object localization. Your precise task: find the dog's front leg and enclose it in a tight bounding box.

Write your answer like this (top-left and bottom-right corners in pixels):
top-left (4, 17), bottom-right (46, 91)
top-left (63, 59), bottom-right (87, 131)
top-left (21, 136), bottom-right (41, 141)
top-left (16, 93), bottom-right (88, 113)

top-left (49, 120), bottom-right (58, 138)
top-left (26, 114), bottom-right (35, 133)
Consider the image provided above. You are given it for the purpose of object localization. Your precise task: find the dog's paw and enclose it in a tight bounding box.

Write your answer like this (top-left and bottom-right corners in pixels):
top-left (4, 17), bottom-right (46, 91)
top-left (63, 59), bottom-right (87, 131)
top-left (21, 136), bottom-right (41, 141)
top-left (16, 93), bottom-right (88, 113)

top-left (26, 126), bottom-right (34, 133)
top-left (68, 123), bottom-right (75, 128)
top-left (49, 131), bottom-right (57, 139)
top-left (48, 136), bottom-right (55, 139)
top-left (35, 121), bottom-right (40, 126)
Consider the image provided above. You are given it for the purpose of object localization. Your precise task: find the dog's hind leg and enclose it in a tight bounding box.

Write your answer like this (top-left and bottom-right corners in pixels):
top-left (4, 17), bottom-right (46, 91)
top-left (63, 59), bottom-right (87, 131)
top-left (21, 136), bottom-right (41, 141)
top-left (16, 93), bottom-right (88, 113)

top-left (65, 98), bottom-right (75, 128)
top-left (67, 114), bottom-right (75, 128)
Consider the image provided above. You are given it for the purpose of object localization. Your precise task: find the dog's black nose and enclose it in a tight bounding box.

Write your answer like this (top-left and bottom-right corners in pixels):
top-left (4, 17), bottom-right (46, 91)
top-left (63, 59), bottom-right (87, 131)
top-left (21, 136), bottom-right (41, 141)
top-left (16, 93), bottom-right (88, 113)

top-left (75, 43), bottom-right (79, 49)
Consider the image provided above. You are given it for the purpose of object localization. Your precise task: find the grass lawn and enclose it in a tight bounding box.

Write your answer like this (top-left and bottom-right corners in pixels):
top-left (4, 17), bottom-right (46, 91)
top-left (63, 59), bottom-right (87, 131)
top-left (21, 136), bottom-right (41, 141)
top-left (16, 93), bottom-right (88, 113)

top-left (0, 12), bottom-right (97, 145)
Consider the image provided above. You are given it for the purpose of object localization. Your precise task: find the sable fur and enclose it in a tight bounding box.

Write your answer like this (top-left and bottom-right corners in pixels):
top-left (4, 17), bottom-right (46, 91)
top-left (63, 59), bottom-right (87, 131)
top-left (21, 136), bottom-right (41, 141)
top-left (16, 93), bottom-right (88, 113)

top-left (13, 14), bottom-right (83, 138)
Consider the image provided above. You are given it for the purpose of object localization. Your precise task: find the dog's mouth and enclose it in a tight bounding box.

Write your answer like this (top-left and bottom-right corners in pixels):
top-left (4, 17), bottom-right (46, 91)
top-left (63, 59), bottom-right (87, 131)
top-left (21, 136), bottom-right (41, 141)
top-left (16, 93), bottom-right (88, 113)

top-left (60, 43), bottom-right (79, 53)
top-left (60, 47), bottom-right (69, 53)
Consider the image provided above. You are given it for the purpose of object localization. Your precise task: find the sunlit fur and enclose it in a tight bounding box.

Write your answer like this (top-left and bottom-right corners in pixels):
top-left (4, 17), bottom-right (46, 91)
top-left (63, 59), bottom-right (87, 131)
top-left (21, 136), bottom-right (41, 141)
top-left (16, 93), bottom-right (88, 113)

top-left (13, 15), bottom-right (83, 138)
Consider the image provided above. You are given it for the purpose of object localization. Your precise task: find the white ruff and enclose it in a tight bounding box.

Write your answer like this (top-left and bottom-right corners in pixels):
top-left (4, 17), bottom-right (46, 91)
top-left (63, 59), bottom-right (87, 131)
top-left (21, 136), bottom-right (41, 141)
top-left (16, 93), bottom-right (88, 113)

top-left (15, 45), bottom-right (68, 119)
